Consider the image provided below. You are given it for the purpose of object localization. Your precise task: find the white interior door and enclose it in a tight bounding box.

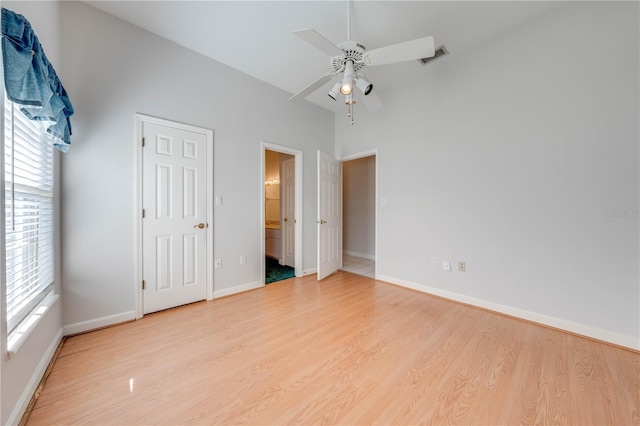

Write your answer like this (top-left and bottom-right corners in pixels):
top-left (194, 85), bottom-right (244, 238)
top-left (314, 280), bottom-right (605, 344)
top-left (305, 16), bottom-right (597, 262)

top-left (317, 151), bottom-right (342, 280)
top-left (142, 121), bottom-right (208, 314)
top-left (282, 158), bottom-right (295, 267)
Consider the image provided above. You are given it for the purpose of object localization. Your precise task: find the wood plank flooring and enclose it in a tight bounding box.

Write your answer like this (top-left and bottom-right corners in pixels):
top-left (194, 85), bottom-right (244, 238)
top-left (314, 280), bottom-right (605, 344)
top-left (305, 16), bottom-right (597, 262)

top-left (26, 272), bottom-right (639, 425)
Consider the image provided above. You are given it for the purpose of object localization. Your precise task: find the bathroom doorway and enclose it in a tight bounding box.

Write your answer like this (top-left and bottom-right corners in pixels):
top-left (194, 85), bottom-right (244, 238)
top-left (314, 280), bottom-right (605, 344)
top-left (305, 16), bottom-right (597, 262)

top-left (260, 143), bottom-right (303, 284)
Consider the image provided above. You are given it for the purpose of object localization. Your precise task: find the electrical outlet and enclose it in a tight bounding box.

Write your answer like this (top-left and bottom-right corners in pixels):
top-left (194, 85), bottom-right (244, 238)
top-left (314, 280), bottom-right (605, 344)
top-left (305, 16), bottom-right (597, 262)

top-left (458, 261), bottom-right (466, 272)
top-left (431, 257), bottom-right (438, 268)
top-left (214, 258), bottom-right (222, 269)
top-left (240, 255), bottom-right (247, 265)
top-left (443, 261), bottom-right (451, 271)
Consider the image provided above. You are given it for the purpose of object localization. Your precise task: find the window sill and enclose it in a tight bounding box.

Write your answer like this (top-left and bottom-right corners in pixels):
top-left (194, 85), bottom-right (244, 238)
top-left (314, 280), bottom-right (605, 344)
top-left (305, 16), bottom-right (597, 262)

top-left (7, 292), bottom-right (59, 358)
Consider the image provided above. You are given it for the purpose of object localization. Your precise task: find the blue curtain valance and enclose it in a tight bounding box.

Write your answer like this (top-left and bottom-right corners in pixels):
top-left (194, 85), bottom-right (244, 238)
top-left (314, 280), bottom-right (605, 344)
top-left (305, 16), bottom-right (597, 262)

top-left (1, 7), bottom-right (73, 152)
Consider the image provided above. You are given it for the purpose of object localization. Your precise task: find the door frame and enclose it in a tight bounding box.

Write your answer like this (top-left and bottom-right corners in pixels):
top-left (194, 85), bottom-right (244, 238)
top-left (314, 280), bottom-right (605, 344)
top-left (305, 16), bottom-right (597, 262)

top-left (135, 114), bottom-right (214, 319)
top-left (340, 148), bottom-right (379, 279)
top-left (260, 142), bottom-right (303, 282)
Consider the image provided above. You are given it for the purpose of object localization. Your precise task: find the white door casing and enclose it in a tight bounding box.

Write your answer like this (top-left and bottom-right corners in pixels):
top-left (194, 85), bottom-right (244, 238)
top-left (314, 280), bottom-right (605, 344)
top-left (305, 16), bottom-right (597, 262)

top-left (282, 158), bottom-right (295, 267)
top-left (141, 119), bottom-right (211, 314)
top-left (317, 151), bottom-right (342, 280)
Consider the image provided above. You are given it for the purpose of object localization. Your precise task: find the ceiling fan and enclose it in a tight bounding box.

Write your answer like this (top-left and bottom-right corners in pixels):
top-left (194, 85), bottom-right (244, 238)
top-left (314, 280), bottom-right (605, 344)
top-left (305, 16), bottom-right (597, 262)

top-left (288, 1), bottom-right (436, 124)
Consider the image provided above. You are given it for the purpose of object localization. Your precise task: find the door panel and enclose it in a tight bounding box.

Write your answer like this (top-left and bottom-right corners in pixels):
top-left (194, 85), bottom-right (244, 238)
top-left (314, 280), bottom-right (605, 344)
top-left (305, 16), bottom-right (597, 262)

top-left (317, 151), bottom-right (342, 280)
top-left (282, 158), bottom-right (295, 267)
top-left (143, 122), bottom-right (208, 314)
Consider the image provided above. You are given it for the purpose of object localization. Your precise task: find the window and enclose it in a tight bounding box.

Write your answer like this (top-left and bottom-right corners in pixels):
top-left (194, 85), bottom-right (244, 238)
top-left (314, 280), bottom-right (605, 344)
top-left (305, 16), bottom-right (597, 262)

top-left (3, 96), bottom-right (55, 334)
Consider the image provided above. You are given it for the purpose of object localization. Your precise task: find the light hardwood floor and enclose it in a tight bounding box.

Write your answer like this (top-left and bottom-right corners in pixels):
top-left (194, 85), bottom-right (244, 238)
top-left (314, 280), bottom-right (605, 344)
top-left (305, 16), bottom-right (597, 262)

top-left (25, 272), bottom-right (639, 425)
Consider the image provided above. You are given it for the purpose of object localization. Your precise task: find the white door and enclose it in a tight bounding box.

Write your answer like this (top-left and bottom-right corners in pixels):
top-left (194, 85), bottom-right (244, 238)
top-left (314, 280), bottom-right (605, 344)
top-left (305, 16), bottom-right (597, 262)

top-left (282, 158), bottom-right (295, 267)
top-left (142, 121), bottom-right (208, 314)
top-left (317, 151), bottom-right (342, 280)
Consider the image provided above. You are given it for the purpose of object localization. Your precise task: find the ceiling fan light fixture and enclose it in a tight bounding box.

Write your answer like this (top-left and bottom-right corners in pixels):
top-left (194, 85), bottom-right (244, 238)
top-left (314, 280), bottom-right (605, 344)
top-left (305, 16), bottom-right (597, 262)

top-left (355, 77), bottom-right (373, 96)
top-left (340, 76), bottom-right (353, 95)
top-left (345, 93), bottom-right (356, 105)
top-left (328, 82), bottom-right (341, 100)
top-left (340, 60), bottom-right (355, 95)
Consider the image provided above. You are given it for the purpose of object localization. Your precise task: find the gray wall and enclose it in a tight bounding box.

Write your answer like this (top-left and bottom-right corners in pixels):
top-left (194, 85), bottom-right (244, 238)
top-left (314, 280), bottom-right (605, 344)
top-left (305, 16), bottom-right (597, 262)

top-left (336, 1), bottom-right (639, 347)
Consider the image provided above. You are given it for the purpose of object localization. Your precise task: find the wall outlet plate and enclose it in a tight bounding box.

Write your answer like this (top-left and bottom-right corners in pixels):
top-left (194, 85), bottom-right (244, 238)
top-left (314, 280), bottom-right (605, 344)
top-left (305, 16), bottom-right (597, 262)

top-left (214, 258), bottom-right (222, 269)
top-left (458, 261), bottom-right (466, 272)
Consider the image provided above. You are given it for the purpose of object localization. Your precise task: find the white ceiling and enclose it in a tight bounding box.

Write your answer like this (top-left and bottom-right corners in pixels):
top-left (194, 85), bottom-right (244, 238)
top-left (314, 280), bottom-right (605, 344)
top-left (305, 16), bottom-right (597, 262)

top-left (85, 1), bottom-right (564, 112)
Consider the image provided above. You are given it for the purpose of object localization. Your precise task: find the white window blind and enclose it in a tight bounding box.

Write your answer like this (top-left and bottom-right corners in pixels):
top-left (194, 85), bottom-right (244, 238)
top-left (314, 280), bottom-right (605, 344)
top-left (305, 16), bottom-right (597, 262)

top-left (4, 97), bottom-right (54, 333)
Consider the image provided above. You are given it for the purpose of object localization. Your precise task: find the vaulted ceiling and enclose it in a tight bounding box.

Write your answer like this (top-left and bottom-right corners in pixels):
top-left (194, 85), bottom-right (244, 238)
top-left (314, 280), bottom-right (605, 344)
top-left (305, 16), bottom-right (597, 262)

top-left (86, 1), bottom-right (564, 112)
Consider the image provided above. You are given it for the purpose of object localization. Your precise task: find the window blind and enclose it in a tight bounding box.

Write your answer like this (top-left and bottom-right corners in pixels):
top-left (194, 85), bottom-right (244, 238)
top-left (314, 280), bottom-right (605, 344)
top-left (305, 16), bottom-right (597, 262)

top-left (4, 97), bottom-right (54, 333)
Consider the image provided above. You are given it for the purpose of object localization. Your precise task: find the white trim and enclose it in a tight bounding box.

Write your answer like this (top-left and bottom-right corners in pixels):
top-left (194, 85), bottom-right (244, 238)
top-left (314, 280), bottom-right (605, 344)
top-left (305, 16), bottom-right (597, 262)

top-left (135, 115), bottom-right (143, 319)
top-left (7, 293), bottom-right (59, 356)
top-left (302, 268), bottom-right (317, 275)
top-left (0, 44), bottom-right (6, 366)
top-left (340, 149), bottom-right (379, 279)
top-left (260, 142), bottom-right (303, 282)
top-left (377, 274), bottom-right (640, 351)
top-left (135, 114), bottom-right (214, 319)
top-left (343, 250), bottom-right (375, 261)
top-left (212, 281), bottom-right (263, 299)
top-left (6, 327), bottom-right (63, 426)
top-left (63, 311), bottom-right (136, 336)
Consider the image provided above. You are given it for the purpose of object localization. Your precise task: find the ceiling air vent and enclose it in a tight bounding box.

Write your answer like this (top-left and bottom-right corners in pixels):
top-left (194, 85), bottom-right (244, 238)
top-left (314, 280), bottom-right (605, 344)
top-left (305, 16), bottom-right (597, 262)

top-left (419, 45), bottom-right (449, 66)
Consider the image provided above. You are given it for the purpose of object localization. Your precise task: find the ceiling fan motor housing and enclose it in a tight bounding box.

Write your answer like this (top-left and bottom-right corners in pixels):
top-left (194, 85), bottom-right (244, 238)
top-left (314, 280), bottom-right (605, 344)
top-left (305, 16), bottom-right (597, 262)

top-left (332, 41), bottom-right (366, 73)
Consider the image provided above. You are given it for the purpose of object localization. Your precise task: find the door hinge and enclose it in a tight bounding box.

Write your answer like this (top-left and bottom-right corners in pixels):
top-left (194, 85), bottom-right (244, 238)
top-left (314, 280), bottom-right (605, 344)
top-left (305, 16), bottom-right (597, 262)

top-left (142, 137), bottom-right (145, 147)
top-left (142, 209), bottom-right (146, 218)
top-left (142, 280), bottom-right (146, 290)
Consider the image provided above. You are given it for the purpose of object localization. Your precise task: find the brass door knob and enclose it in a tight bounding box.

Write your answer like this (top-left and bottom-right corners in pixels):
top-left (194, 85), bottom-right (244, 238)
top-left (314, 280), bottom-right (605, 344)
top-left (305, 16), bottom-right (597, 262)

top-left (284, 218), bottom-right (288, 222)
top-left (194, 223), bottom-right (207, 229)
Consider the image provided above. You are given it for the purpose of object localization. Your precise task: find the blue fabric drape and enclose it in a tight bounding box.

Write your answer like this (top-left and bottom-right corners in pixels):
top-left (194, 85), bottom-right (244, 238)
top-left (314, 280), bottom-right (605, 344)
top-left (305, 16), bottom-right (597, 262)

top-left (1, 7), bottom-right (73, 152)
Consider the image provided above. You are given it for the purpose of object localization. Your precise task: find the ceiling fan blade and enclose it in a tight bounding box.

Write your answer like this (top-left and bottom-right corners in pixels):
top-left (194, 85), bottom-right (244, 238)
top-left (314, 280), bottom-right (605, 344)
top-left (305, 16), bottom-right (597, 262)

top-left (293, 28), bottom-right (344, 58)
top-left (360, 90), bottom-right (383, 112)
top-left (288, 73), bottom-right (334, 101)
top-left (364, 36), bottom-right (435, 66)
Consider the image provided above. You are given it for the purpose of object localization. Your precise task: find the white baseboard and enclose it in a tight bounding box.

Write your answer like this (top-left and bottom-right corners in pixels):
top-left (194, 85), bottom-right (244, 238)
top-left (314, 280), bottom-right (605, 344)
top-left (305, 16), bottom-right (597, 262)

top-left (377, 274), bottom-right (639, 351)
top-left (302, 268), bottom-right (317, 276)
top-left (343, 250), bottom-right (375, 260)
top-left (213, 281), bottom-right (263, 299)
top-left (63, 311), bottom-right (136, 336)
top-left (7, 327), bottom-right (63, 426)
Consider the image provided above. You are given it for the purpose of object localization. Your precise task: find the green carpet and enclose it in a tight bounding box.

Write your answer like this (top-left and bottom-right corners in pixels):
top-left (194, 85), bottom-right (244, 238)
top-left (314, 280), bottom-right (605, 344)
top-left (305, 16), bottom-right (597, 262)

top-left (265, 257), bottom-right (295, 284)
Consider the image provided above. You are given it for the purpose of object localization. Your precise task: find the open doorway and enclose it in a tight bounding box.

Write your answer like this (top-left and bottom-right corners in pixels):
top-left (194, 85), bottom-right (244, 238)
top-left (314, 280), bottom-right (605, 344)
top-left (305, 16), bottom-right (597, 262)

top-left (265, 149), bottom-right (294, 283)
top-left (341, 154), bottom-right (376, 278)
top-left (260, 143), bottom-right (303, 285)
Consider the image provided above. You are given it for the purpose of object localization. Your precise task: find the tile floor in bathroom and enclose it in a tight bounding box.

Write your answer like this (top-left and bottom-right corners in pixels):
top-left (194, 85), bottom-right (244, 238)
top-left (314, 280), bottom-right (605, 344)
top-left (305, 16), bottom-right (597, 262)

top-left (341, 254), bottom-right (375, 278)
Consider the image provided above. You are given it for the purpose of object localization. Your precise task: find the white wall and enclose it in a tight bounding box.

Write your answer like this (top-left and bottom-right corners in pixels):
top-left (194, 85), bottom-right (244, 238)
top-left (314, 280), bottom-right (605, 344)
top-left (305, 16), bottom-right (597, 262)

top-left (59, 2), bottom-right (333, 329)
top-left (343, 156), bottom-right (375, 258)
top-left (2, 3), bottom-right (65, 424)
top-left (336, 2), bottom-right (639, 348)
